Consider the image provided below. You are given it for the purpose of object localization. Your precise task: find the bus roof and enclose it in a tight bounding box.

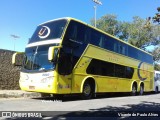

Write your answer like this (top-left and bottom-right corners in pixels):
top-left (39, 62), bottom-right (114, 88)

top-left (39, 17), bottom-right (70, 25)
top-left (40, 17), bottom-right (153, 56)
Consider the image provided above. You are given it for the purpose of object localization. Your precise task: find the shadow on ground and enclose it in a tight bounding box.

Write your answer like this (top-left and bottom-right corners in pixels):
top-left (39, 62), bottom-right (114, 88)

top-left (32, 92), bottom-right (156, 102)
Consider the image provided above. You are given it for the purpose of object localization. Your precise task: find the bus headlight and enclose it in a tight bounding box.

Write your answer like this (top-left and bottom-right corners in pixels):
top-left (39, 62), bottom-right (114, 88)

top-left (41, 76), bottom-right (54, 83)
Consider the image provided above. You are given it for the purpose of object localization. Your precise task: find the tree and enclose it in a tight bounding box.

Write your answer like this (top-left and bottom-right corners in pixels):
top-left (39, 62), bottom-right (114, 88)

top-left (90, 14), bottom-right (120, 36)
top-left (152, 46), bottom-right (160, 62)
top-left (155, 63), bottom-right (160, 71)
top-left (120, 16), bottom-right (159, 50)
top-left (152, 7), bottom-right (160, 24)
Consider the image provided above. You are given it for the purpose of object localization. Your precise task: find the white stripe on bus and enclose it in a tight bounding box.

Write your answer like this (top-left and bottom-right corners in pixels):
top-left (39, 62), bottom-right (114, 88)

top-left (26, 39), bottom-right (61, 48)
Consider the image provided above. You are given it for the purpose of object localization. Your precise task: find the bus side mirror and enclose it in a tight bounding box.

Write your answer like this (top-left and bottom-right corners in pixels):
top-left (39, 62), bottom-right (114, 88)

top-left (48, 46), bottom-right (61, 61)
top-left (12, 52), bottom-right (24, 66)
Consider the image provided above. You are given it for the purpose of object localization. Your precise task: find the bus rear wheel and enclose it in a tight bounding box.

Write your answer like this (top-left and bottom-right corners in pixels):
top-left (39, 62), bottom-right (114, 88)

top-left (81, 81), bottom-right (93, 99)
top-left (131, 84), bottom-right (137, 96)
top-left (139, 85), bottom-right (144, 95)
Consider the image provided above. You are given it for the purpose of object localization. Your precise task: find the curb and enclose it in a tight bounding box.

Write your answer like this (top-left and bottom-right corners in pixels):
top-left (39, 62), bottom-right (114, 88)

top-left (0, 91), bottom-right (41, 98)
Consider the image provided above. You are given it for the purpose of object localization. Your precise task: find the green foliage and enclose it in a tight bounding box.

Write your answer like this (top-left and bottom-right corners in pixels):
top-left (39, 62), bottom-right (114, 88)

top-left (120, 16), bottom-right (159, 50)
top-left (152, 7), bottom-right (160, 24)
top-left (90, 14), bottom-right (120, 36)
top-left (152, 46), bottom-right (160, 62)
top-left (155, 63), bottom-right (160, 71)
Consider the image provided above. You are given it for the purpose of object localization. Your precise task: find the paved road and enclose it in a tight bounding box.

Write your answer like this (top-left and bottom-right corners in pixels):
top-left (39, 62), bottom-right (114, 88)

top-left (0, 93), bottom-right (160, 120)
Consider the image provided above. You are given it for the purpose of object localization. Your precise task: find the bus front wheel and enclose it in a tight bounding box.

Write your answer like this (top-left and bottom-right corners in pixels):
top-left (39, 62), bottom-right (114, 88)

top-left (53, 94), bottom-right (64, 100)
top-left (81, 81), bottom-right (93, 99)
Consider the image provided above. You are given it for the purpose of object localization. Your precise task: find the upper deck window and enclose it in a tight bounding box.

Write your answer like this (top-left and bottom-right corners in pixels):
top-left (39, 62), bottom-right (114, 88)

top-left (29, 19), bottom-right (67, 44)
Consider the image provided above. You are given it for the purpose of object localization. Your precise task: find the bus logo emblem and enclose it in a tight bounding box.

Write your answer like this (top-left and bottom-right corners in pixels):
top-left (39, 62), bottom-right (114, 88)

top-left (38, 26), bottom-right (50, 39)
top-left (138, 62), bottom-right (147, 81)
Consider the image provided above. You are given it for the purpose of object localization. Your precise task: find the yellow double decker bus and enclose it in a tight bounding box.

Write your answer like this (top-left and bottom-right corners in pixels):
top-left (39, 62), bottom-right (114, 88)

top-left (12, 17), bottom-right (154, 99)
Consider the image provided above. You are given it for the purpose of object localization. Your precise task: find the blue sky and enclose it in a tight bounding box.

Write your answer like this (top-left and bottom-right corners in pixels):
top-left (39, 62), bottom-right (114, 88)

top-left (0, 0), bottom-right (159, 52)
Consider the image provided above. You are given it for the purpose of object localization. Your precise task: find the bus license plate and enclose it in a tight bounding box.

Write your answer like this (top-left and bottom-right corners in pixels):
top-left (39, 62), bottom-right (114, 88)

top-left (29, 86), bottom-right (35, 90)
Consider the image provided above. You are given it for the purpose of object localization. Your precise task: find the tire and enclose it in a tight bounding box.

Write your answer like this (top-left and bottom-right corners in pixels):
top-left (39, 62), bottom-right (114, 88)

top-left (131, 84), bottom-right (137, 96)
top-left (53, 94), bottom-right (64, 100)
top-left (81, 81), bottom-right (93, 99)
top-left (41, 93), bottom-right (51, 97)
top-left (139, 85), bottom-right (144, 95)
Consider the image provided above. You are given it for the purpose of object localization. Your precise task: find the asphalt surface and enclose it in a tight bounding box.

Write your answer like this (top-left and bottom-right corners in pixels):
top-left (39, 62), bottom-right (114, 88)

top-left (0, 92), bottom-right (160, 120)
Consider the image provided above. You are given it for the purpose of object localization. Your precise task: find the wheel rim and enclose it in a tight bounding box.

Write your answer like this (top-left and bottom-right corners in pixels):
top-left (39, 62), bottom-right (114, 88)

top-left (84, 84), bottom-right (91, 96)
top-left (140, 86), bottom-right (143, 95)
top-left (132, 85), bottom-right (136, 95)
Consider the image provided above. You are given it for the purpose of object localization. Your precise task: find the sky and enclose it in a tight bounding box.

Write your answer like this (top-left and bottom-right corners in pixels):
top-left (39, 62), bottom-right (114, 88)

top-left (0, 0), bottom-right (159, 52)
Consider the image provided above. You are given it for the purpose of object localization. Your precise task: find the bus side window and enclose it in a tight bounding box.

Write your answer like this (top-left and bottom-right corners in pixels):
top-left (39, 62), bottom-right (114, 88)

top-left (84, 28), bottom-right (91, 44)
top-left (126, 67), bottom-right (134, 79)
top-left (99, 35), bottom-right (107, 48)
top-left (86, 59), bottom-right (100, 75)
top-left (118, 44), bottom-right (126, 55)
top-left (90, 29), bottom-right (101, 46)
top-left (104, 62), bottom-right (115, 77)
top-left (98, 36), bottom-right (103, 47)
top-left (71, 26), bottom-right (78, 40)
top-left (76, 23), bottom-right (86, 43)
top-left (58, 48), bottom-right (72, 75)
top-left (64, 20), bottom-right (86, 44)
top-left (115, 64), bottom-right (126, 78)
top-left (114, 42), bottom-right (118, 53)
top-left (63, 21), bottom-right (77, 45)
top-left (105, 36), bottom-right (114, 51)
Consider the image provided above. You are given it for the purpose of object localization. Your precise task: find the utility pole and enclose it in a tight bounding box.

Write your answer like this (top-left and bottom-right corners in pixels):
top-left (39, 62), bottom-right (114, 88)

top-left (10, 34), bottom-right (20, 51)
top-left (92, 0), bottom-right (102, 28)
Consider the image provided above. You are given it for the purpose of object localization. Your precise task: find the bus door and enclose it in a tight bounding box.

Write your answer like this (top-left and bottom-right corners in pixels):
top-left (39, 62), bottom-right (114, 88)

top-left (57, 46), bottom-right (73, 94)
top-left (57, 20), bottom-right (89, 94)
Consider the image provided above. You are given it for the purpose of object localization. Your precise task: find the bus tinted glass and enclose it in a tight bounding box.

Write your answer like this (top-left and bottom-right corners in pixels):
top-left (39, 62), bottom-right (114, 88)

top-left (68, 20), bottom-right (153, 64)
top-left (23, 45), bottom-right (56, 71)
top-left (87, 59), bottom-right (134, 79)
top-left (29, 19), bottom-right (67, 44)
top-left (62, 19), bottom-right (153, 71)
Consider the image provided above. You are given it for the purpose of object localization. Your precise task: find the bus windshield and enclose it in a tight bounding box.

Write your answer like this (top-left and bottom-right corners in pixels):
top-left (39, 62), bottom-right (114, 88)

top-left (28, 19), bottom-right (67, 44)
top-left (23, 45), bottom-right (56, 71)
